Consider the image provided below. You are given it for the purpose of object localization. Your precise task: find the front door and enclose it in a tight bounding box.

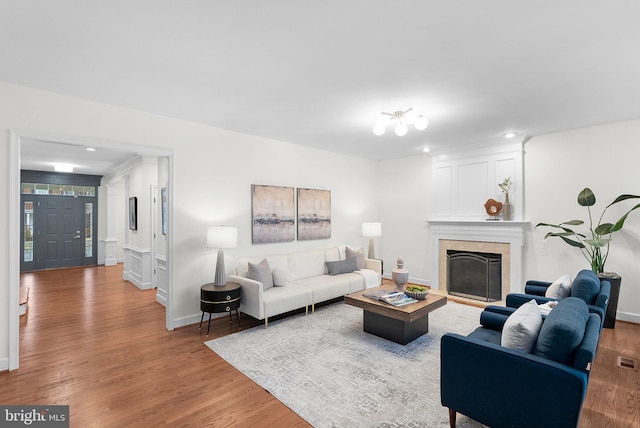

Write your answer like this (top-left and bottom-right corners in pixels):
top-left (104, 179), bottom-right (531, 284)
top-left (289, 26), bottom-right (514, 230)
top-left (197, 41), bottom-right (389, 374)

top-left (21, 194), bottom-right (97, 271)
top-left (38, 196), bottom-right (84, 269)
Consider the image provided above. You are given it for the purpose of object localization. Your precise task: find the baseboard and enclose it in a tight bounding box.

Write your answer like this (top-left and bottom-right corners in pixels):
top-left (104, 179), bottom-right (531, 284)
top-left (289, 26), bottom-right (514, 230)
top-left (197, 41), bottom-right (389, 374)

top-left (617, 311), bottom-right (640, 324)
top-left (0, 357), bottom-right (8, 372)
top-left (173, 312), bottom-right (227, 330)
top-left (381, 274), bottom-right (431, 287)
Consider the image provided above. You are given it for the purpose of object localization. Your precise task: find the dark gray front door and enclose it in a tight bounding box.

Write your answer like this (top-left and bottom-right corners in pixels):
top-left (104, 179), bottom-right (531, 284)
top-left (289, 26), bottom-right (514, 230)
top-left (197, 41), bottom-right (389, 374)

top-left (37, 196), bottom-right (84, 269)
top-left (21, 194), bottom-right (97, 272)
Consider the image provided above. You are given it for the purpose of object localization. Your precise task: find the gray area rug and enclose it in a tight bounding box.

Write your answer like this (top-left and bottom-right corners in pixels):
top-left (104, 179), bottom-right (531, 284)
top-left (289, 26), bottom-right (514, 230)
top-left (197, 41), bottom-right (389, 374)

top-left (206, 301), bottom-right (485, 428)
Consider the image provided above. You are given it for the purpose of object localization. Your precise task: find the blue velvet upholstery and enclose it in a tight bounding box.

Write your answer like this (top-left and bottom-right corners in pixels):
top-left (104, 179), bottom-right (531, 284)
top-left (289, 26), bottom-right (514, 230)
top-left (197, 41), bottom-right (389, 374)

top-left (534, 297), bottom-right (589, 365)
top-left (571, 270), bottom-right (601, 304)
top-left (441, 297), bottom-right (601, 428)
top-left (506, 271), bottom-right (610, 327)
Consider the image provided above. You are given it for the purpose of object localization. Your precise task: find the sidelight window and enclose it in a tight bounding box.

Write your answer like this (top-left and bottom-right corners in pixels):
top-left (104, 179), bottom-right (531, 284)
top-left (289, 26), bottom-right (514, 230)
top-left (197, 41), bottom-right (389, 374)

top-left (85, 203), bottom-right (93, 257)
top-left (24, 201), bottom-right (34, 262)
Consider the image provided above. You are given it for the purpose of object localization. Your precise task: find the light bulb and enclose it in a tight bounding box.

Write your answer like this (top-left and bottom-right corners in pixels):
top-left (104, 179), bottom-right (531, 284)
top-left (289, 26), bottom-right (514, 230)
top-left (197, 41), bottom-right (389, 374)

top-left (404, 109), bottom-right (417, 124)
top-left (373, 123), bottom-right (386, 136)
top-left (414, 115), bottom-right (429, 131)
top-left (395, 122), bottom-right (408, 136)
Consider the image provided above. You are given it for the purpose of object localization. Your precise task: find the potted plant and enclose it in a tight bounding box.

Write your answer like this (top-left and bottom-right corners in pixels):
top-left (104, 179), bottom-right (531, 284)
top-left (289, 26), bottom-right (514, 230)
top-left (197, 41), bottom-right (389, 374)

top-left (536, 187), bottom-right (640, 327)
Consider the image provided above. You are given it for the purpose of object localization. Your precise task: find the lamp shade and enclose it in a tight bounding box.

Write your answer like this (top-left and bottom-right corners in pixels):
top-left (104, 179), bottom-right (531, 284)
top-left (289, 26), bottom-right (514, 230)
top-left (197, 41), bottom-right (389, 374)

top-left (207, 226), bottom-right (238, 249)
top-left (362, 222), bottom-right (382, 237)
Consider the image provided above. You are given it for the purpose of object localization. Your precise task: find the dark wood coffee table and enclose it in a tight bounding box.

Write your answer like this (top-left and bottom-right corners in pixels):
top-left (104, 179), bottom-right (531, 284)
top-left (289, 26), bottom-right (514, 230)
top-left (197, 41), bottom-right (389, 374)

top-left (344, 284), bottom-right (447, 345)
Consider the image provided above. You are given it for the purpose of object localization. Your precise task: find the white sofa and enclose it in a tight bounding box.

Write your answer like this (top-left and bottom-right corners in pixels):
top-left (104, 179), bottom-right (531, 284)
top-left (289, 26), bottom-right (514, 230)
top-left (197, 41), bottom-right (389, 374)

top-left (229, 246), bottom-right (382, 327)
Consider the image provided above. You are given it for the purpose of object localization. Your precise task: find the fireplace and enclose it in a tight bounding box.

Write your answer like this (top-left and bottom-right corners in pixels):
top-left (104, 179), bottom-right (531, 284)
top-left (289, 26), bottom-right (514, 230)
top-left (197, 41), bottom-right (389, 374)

top-left (447, 250), bottom-right (502, 302)
top-left (427, 220), bottom-right (528, 298)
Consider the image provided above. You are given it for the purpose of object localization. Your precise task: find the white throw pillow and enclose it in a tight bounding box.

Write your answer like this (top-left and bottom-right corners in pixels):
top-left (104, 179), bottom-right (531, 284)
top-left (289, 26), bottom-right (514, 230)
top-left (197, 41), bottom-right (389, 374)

top-left (501, 299), bottom-right (543, 353)
top-left (346, 246), bottom-right (366, 270)
top-left (545, 274), bottom-right (572, 299)
top-left (247, 259), bottom-right (274, 290)
top-left (272, 267), bottom-right (289, 287)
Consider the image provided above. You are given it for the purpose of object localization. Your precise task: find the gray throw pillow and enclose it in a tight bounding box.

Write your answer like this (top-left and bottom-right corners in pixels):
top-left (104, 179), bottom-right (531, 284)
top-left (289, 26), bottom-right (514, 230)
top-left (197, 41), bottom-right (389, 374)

top-left (346, 247), bottom-right (366, 269)
top-left (272, 267), bottom-right (289, 287)
top-left (247, 259), bottom-right (274, 290)
top-left (325, 258), bottom-right (358, 276)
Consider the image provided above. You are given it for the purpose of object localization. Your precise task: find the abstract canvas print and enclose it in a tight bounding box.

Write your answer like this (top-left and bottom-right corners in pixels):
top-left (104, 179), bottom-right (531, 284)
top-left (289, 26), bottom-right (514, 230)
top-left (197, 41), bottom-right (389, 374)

top-left (252, 185), bottom-right (295, 244)
top-left (297, 188), bottom-right (331, 240)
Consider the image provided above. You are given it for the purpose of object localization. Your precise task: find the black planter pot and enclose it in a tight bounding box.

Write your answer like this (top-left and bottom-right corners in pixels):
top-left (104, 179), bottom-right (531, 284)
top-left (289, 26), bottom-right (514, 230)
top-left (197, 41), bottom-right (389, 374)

top-left (599, 273), bottom-right (621, 329)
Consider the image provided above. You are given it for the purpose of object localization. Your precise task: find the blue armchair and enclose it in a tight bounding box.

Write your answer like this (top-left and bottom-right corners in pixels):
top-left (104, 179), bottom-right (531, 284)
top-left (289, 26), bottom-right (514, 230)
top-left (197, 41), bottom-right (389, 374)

top-left (441, 297), bottom-right (601, 428)
top-left (506, 269), bottom-right (610, 326)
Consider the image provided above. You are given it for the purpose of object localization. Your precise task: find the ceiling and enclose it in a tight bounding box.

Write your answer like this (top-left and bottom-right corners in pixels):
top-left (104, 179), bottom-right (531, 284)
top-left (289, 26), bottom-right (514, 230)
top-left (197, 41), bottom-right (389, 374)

top-left (4, 1), bottom-right (640, 172)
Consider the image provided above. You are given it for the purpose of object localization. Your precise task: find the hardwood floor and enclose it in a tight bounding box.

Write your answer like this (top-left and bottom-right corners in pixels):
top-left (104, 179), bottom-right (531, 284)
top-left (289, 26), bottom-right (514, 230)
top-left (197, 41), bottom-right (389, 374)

top-left (3, 266), bottom-right (309, 427)
top-left (2, 265), bottom-right (638, 427)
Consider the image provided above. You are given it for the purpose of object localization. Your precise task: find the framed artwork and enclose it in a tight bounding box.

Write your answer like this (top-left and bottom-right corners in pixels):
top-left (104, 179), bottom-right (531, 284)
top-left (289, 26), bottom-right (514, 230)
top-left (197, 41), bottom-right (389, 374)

top-left (252, 184), bottom-right (295, 244)
top-left (161, 188), bottom-right (167, 235)
top-left (129, 197), bottom-right (137, 230)
top-left (297, 188), bottom-right (331, 240)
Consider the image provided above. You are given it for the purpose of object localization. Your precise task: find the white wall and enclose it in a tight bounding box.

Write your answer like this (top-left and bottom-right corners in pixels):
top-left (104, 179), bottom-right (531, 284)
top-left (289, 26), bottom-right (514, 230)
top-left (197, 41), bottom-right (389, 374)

top-left (0, 81), bottom-right (380, 365)
top-left (377, 155), bottom-right (432, 285)
top-left (523, 120), bottom-right (640, 323)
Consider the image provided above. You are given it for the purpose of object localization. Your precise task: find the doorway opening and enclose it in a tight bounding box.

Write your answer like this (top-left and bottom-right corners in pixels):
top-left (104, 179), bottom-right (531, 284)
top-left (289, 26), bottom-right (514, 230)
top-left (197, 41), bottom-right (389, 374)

top-left (9, 130), bottom-right (174, 371)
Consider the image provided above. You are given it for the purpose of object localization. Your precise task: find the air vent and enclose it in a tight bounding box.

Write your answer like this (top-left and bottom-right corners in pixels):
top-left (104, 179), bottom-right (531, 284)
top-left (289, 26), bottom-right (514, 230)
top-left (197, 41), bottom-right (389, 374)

top-left (617, 356), bottom-right (637, 370)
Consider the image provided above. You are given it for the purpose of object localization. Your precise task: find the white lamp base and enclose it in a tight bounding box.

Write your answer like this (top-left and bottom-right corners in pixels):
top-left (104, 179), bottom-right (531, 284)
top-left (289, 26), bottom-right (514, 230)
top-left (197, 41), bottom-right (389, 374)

top-left (214, 249), bottom-right (226, 286)
top-left (368, 238), bottom-right (376, 259)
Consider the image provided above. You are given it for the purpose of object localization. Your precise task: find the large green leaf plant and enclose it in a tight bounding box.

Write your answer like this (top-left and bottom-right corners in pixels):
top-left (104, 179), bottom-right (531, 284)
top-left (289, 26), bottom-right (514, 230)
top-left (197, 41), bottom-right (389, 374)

top-left (536, 188), bottom-right (640, 274)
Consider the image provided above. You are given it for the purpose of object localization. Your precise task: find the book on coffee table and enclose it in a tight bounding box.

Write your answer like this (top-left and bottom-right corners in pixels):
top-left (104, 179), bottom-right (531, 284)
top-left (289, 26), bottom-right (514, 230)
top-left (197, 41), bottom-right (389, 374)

top-left (362, 290), bottom-right (418, 307)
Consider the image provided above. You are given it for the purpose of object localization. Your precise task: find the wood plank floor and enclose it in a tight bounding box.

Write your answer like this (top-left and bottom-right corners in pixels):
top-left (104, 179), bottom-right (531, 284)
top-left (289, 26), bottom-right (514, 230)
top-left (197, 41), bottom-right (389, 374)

top-left (1, 265), bottom-right (638, 427)
top-left (4, 265), bottom-right (308, 427)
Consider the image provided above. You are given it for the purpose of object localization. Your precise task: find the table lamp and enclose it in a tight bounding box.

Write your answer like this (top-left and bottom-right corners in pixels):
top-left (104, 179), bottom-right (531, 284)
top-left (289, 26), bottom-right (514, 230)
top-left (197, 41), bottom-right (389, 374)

top-left (362, 222), bottom-right (382, 259)
top-left (207, 226), bottom-right (238, 286)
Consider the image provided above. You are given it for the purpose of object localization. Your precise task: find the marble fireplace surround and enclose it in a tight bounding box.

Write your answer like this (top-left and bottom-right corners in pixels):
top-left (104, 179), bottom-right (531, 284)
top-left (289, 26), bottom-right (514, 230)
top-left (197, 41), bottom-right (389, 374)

top-left (428, 220), bottom-right (529, 299)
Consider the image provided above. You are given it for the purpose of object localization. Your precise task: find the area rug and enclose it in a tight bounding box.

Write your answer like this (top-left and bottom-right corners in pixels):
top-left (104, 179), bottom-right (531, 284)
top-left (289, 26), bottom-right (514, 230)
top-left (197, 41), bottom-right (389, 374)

top-left (205, 301), bottom-right (485, 428)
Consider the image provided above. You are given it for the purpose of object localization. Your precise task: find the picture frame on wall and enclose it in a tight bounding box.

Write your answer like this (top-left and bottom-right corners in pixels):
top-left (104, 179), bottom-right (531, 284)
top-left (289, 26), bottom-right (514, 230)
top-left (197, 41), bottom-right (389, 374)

top-left (297, 188), bottom-right (331, 240)
top-left (251, 184), bottom-right (295, 244)
top-left (129, 197), bottom-right (137, 230)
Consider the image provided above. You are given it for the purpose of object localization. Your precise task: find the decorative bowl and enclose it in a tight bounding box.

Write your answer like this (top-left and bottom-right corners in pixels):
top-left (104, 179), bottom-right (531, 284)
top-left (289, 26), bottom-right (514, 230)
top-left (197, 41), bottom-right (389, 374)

top-left (404, 287), bottom-right (429, 300)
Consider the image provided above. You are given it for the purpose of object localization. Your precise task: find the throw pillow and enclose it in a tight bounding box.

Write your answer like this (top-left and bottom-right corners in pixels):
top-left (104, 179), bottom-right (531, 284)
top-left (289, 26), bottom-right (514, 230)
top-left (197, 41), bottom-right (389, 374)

top-left (501, 299), bottom-right (543, 353)
top-left (247, 259), bottom-right (274, 290)
top-left (346, 246), bottom-right (366, 269)
top-left (534, 297), bottom-right (589, 365)
top-left (545, 274), bottom-right (572, 299)
top-left (272, 267), bottom-right (289, 287)
top-left (325, 258), bottom-right (358, 276)
top-left (570, 269), bottom-right (600, 304)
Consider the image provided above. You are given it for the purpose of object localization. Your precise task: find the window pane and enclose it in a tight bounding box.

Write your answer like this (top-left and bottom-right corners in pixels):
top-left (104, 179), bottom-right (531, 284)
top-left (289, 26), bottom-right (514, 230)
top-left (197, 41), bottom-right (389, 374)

top-left (22, 183), bottom-right (35, 194)
top-left (48, 184), bottom-right (61, 195)
top-left (85, 203), bottom-right (93, 257)
top-left (35, 184), bottom-right (48, 195)
top-left (24, 201), bottom-right (34, 262)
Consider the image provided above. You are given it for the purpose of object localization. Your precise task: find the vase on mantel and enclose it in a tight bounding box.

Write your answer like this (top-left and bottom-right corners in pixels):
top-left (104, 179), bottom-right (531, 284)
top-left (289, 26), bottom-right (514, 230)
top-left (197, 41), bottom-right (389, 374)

top-left (502, 193), bottom-right (511, 221)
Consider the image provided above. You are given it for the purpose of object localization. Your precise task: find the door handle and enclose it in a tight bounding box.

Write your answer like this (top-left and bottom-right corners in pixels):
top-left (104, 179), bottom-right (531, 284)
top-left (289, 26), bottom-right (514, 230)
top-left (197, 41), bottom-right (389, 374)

top-left (73, 235), bottom-right (81, 239)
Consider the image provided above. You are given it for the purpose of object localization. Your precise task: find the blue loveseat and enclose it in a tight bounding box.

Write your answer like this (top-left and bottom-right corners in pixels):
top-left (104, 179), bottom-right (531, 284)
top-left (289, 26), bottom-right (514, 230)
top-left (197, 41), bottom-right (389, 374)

top-left (506, 269), bottom-right (610, 327)
top-left (441, 297), bottom-right (601, 428)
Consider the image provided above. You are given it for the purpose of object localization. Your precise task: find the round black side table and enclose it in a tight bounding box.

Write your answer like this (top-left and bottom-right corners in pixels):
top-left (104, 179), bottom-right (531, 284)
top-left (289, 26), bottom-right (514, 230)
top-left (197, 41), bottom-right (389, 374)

top-left (199, 282), bottom-right (241, 336)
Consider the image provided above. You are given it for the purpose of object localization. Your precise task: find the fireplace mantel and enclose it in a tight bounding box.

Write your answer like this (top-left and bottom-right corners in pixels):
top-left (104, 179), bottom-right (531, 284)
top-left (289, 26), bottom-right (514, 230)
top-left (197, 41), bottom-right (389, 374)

top-left (427, 220), bottom-right (530, 296)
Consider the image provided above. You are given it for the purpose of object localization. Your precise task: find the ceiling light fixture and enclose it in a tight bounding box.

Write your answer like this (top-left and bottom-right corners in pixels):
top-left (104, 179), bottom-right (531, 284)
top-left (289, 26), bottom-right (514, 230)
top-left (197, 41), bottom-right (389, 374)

top-left (86, 147), bottom-right (96, 152)
top-left (373, 107), bottom-right (429, 136)
top-left (53, 163), bottom-right (74, 173)
top-left (504, 132), bottom-right (516, 139)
